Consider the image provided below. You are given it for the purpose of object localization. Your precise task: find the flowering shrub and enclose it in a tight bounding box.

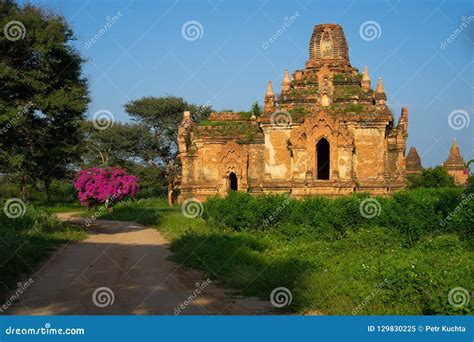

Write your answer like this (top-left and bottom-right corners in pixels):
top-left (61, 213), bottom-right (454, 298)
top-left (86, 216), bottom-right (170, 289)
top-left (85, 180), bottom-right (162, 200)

top-left (74, 167), bottom-right (139, 207)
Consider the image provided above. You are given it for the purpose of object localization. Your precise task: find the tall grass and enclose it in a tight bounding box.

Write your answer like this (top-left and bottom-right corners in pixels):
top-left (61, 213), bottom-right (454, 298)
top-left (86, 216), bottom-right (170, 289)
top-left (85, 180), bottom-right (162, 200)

top-left (0, 205), bottom-right (86, 300)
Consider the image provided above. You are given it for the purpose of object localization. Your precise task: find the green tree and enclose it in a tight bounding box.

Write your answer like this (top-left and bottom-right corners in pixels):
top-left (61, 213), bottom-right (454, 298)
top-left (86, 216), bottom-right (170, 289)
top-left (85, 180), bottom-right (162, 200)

top-left (251, 101), bottom-right (262, 117)
top-left (0, 0), bottom-right (89, 202)
top-left (408, 166), bottom-right (456, 188)
top-left (124, 96), bottom-right (211, 205)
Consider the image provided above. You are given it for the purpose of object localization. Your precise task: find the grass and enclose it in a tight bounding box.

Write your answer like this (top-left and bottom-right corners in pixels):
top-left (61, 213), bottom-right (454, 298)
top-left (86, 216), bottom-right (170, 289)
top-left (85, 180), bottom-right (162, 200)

top-left (0, 205), bottom-right (87, 301)
top-left (96, 192), bottom-right (474, 315)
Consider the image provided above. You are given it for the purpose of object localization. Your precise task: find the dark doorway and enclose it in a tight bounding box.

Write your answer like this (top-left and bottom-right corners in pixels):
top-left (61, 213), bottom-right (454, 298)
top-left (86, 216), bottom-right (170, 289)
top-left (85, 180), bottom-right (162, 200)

top-left (228, 172), bottom-right (238, 191)
top-left (316, 138), bottom-right (330, 180)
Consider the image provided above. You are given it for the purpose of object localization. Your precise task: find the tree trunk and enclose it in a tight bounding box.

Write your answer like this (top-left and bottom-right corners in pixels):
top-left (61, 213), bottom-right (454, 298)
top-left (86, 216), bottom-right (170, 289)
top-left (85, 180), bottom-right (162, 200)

top-left (167, 183), bottom-right (174, 206)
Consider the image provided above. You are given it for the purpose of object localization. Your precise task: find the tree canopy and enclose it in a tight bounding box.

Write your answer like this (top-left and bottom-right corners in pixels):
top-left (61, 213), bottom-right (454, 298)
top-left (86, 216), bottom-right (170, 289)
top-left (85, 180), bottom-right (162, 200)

top-left (0, 0), bottom-right (89, 201)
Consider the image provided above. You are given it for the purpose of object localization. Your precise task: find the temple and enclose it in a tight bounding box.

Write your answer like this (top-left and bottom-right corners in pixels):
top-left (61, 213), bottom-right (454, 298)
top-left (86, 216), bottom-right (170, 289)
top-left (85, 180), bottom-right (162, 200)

top-left (178, 24), bottom-right (409, 201)
top-left (443, 139), bottom-right (469, 185)
top-left (406, 147), bottom-right (423, 175)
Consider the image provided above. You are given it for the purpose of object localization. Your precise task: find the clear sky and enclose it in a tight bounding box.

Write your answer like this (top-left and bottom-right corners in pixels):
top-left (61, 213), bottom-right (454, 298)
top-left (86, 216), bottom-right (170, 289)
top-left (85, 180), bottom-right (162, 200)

top-left (22, 0), bottom-right (473, 167)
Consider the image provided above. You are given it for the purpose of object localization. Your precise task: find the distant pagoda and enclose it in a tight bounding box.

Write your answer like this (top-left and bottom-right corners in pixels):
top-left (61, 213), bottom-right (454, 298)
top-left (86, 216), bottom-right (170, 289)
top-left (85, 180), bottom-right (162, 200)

top-left (406, 147), bottom-right (423, 175)
top-left (443, 139), bottom-right (469, 185)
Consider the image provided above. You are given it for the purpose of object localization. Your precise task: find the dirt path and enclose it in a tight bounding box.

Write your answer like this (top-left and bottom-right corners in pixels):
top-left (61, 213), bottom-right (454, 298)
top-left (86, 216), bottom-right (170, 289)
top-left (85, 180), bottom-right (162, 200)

top-left (6, 213), bottom-right (273, 315)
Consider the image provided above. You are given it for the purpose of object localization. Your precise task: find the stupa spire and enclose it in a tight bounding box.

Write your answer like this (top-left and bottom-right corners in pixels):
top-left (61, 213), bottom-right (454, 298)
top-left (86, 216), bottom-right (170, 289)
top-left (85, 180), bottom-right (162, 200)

top-left (376, 77), bottom-right (384, 93)
top-left (361, 65), bottom-right (371, 91)
top-left (281, 69), bottom-right (291, 92)
top-left (264, 80), bottom-right (276, 114)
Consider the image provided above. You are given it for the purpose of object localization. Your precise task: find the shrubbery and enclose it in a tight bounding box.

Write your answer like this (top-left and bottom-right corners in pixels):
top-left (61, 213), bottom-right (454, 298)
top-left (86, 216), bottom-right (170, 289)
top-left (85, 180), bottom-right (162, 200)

top-left (203, 188), bottom-right (469, 242)
top-left (0, 205), bottom-right (86, 298)
top-left (74, 167), bottom-right (139, 207)
top-left (195, 189), bottom-right (473, 315)
top-left (408, 166), bottom-right (456, 188)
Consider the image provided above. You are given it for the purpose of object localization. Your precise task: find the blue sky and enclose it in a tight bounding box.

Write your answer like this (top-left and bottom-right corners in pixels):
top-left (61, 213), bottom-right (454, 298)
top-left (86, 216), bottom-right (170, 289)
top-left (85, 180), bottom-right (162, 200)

top-left (23, 0), bottom-right (473, 167)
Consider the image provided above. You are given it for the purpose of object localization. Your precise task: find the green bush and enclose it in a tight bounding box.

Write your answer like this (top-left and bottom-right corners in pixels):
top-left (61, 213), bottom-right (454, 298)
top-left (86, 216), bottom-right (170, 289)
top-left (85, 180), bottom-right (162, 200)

top-left (408, 166), bottom-right (457, 188)
top-left (0, 204), bottom-right (86, 299)
top-left (203, 188), bottom-right (466, 240)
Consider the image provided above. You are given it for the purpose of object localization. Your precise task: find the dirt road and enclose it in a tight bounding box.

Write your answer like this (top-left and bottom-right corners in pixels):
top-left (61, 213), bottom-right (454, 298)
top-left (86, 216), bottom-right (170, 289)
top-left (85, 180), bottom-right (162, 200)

top-left (6, 213), bottom-right (273, 315)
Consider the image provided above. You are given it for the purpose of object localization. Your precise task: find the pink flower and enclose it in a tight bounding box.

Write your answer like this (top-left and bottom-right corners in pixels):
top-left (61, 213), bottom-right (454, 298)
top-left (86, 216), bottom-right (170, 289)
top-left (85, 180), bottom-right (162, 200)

top-left (74, 167), bottom-right (139, 207)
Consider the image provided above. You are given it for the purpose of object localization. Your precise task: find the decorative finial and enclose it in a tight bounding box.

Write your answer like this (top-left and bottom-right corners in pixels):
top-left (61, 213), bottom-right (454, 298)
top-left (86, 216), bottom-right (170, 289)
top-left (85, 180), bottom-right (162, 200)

top-left (282, 70), bottom-right (291, 92)
top-left (266, 80), bottom-right (274, 97)
top-left (361, 66), bottom-right (371, 91)
top-left (376, 77), bottom-right (384, 93)
top-left (362, 66), bottom-right (370, 81)
top-left (264, 81), bottom-right (276, 114)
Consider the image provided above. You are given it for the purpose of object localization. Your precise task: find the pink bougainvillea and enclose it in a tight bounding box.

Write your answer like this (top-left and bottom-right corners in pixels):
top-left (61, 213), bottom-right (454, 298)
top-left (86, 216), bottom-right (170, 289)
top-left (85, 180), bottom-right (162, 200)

top-left (74, 167), bottom-right (139, 207)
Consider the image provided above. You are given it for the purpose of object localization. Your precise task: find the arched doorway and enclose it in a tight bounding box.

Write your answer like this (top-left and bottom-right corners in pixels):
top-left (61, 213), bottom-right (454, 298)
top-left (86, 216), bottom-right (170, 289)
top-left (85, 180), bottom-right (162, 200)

top-left (316, 138), bottom-right (330, 180)
top-left (228, 172), bottom-right (238, 191)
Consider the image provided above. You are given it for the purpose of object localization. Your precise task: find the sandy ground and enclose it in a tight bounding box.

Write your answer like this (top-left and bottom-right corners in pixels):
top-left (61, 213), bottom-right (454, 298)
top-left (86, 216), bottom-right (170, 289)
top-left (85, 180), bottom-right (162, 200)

top-left (5, 213), bottom-right (274, 315)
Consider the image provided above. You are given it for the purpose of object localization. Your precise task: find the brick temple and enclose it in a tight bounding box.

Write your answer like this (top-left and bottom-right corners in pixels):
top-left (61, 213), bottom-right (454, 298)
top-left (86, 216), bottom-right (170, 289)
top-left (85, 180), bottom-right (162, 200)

top-left (177, 23), bottom-right (410, 201)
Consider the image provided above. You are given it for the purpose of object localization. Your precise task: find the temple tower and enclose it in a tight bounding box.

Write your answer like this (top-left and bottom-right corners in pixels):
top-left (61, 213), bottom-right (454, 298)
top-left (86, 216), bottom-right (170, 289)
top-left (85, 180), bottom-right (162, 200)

top-left (443, 139), bottom-right (469, 185)
top-left (406, 147), bottom-right (423, 175)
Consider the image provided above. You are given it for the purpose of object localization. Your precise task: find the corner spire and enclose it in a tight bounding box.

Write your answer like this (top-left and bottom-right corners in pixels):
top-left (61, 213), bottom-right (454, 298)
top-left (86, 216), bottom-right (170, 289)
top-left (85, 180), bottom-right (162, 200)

top-left (266, 80), bottom-right (274, 97)
top-left (376, 77), bottom-right (384, 93)
top-left (361, 65), bottom-right (371, 91)
top-left (264, 80), bottom-right (276, 114)
top-left (281, 70), bottom-right (291, 92)
top-left (375, 77), bottom-right (387, 104)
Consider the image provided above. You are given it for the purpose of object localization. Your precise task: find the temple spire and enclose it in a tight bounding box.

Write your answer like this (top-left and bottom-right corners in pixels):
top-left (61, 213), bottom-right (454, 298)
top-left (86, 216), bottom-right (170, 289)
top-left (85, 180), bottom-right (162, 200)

top-left (448, 138), bottom-right (462, 160)
top-left (375, 77), bottom-right (387, 104)
top-left (266, 80), bottom-right (274, 97)
top-left (281, 69), bottom-right (291, 92)
top-left (361, 65), bottom-right (371, 91)
top-left (406, 147), bottom-right (423, 175)
top-left (376, 77), bottom-right (384, 93)
top-left (264, 80), bottom-right (276, 114)
top-left (443, 138), bottom-right (468, 185)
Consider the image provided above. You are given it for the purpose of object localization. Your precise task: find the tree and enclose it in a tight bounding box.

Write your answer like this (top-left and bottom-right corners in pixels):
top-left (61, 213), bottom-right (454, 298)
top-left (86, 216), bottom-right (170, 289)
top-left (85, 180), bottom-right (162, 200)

top-left (0, 1), bottom-right (89, 202)
top-left (408, 166), bottom-right (456, 188)
top-left (74, 167), bottom-right (139, 208)
top-left (124, 96), bottom-right (211, 205)
top-left (81, 121), bottom-right (155, 167)
top-left (251, 101), bottom-right (262, 117)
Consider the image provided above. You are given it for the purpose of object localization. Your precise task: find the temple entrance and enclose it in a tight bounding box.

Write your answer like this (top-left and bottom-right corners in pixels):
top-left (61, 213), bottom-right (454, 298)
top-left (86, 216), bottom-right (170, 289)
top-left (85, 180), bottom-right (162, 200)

top-left (316, 138), bottom-right (330, 180)
top-left (228, 172), bottom-right (238, 191)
